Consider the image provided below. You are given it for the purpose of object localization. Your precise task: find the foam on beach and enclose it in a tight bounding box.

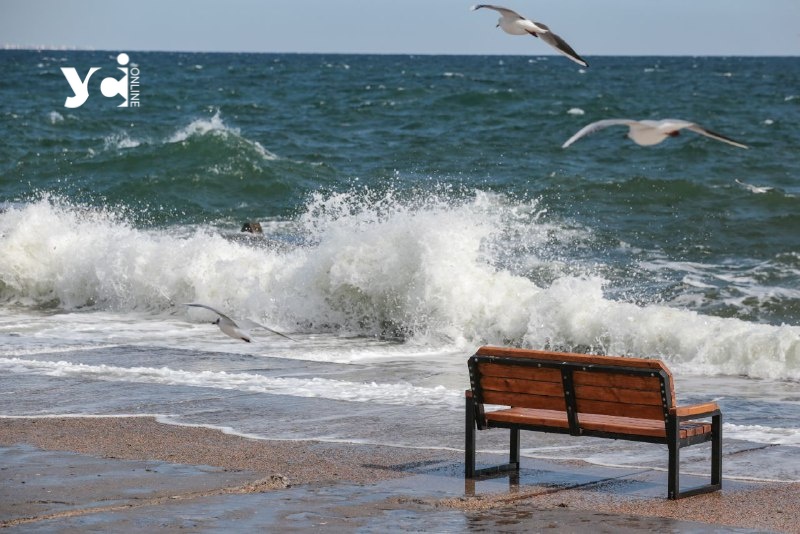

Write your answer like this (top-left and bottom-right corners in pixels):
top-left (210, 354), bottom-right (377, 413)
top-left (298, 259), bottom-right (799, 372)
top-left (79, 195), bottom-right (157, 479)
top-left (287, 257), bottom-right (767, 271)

top-left (6, 357), bottom-right (800, 452)
top-left (0, 357), bottom-right (463, 409)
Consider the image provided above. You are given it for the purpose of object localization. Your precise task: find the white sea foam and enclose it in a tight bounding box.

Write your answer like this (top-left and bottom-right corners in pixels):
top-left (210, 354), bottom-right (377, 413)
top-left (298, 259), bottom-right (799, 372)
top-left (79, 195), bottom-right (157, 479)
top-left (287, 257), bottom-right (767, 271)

top-left (47, 111), bottom-right (64, 124)
top-left (0, 343), bottom-right (121, 357)
top-left (0, 357), bottom-right (463, 409)
top-left (104, 132), bottom-right (141, 150)
top-left (1, 193), bottom-right (799, 380)
top-left (167, 110), bottom-right (228, 143)
top-left (725, 423), bottom-right (800, 446)
top-left (7, 355), bottom-right (796, 445)
top-left (166, 110), bottom-right (278, 160)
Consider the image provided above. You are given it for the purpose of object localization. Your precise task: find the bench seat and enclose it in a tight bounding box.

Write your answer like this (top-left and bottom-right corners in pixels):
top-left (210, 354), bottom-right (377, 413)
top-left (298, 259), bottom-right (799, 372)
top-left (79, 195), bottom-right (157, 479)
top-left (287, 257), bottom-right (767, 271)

top-left (486, 407), bottom-right (713, 439)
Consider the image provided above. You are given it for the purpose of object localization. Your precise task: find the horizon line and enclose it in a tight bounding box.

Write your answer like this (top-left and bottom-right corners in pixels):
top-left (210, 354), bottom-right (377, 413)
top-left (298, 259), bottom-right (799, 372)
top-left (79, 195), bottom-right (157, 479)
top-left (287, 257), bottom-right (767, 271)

top-left (3, 45), bottom-right (799, 58)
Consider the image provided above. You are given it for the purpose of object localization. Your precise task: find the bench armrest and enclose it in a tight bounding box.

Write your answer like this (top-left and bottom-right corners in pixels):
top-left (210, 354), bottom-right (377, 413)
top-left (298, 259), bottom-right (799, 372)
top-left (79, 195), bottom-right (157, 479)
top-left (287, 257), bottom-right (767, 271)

top-left (670, 402), bottom-right (720, 419)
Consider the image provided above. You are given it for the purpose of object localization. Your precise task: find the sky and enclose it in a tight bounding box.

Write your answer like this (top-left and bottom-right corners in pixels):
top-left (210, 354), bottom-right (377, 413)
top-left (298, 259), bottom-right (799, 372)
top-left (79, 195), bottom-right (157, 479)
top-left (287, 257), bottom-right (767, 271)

top-left (2, 0), bottom-right (799, 56)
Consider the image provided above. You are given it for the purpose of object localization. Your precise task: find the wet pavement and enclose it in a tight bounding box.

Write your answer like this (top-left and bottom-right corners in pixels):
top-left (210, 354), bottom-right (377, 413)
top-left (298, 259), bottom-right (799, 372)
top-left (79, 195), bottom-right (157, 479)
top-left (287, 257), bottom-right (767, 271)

top-left (1, 443), bottom-right (766, 532)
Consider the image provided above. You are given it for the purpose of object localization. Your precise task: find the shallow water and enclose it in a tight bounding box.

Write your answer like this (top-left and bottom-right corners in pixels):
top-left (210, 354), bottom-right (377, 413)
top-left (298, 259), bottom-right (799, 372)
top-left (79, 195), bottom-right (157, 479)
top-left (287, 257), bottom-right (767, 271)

top-left (2, 323), bottom-right (798, 482)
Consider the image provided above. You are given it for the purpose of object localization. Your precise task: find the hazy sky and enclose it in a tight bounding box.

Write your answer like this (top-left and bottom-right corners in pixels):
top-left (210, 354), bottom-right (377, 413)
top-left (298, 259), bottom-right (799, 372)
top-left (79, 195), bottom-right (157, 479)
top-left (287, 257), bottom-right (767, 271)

top-left (3, 0), bottom-right (799, 56)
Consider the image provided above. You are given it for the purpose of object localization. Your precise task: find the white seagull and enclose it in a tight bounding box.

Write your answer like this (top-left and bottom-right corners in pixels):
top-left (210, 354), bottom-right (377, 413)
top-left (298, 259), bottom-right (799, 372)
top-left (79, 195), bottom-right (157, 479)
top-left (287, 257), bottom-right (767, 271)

top-left (562, 119), bottom-right (749, 149)
top-left (471, 4), bottom-right (588, 67)
top-left (185, 303), bottom-right (295, 342)
top-left (735, 179), bottom-right (773, 194)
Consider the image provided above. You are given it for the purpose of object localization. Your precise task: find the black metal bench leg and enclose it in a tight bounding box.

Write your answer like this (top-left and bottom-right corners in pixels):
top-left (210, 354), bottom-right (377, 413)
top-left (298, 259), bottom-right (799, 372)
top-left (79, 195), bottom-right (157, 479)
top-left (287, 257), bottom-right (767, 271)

top-left (670, 413), bottom-right (723, 499)
top-left (510, 427), bottom-right (520, 468)
top-left (465, 394), bottom-right (475, 478)
top-left (712, 413), bottom-right (722, 486)
top-left (465, 409), bottom-right (521, 478)
top-left (668, 442), bottom-right (679, 500)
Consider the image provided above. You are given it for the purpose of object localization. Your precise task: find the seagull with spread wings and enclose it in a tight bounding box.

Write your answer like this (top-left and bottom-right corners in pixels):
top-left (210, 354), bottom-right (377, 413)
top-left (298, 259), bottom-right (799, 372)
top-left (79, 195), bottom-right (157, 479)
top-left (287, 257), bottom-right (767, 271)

top-left (471, 4), bottom-right (588, 67)
top-left (185, 303), bottom-right (295, 342)
top-left (562, 118), bottom-right (749, 149)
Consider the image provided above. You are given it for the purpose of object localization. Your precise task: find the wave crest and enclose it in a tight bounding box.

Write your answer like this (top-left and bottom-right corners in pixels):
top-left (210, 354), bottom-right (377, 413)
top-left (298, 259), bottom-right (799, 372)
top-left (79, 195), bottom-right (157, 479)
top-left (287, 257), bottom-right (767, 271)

top-left (166, 110), bottom-right (277, 161)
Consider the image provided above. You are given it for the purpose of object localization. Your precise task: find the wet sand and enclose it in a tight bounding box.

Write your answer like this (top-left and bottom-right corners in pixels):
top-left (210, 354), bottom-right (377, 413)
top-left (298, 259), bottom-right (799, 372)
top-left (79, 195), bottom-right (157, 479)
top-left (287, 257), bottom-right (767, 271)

top-left (1, 416), bottom-right (798, 532)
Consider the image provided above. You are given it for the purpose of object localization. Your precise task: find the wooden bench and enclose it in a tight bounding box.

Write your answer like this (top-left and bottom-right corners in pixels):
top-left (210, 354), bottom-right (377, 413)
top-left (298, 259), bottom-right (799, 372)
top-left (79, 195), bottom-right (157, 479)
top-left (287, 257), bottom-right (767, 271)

top-left (465, 346), bottom-right (722, 499)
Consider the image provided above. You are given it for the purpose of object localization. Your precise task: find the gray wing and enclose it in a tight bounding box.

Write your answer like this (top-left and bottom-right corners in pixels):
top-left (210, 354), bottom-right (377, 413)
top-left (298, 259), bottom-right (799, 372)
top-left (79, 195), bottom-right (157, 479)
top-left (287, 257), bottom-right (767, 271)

top-left (238, 318), bottom-right (297, 342)
top-left (185, 303), bottom-right (237, 328)
top-left (537, 30), bottom-right (589, 67)
top-left (561, 119), bottom-right (638, 148)
top-left (471, 4), bottom-right (523, 20)
top-left (685, 123), bottom-right (749, 149)
top-left (654, 118), bottom-right (695, 130)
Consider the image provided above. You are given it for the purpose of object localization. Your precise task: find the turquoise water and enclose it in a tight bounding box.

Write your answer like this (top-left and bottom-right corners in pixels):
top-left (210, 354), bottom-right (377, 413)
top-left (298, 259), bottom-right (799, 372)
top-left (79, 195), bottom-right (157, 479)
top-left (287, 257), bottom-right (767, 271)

top-left (1, 51), bottom-right (800, 480)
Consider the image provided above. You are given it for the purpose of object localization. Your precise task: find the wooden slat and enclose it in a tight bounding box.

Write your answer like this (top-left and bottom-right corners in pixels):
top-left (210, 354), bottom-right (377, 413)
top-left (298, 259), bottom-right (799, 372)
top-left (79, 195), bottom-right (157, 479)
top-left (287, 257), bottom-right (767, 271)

top-left (485, 408), bottom-right (569, 429)
top-left (579, 415), bottom-right (711, 439)
top-left (577, 414), bottom-right (667, 438)
top-left (684, 422), bottom-right (712, 437)
top-left (484, 410), bottom-right (710, 440)
top-left (576, 399), bottom-right (665, 420)
top-left (481, 391), bottom-right (566, 411)
top-left (476, 362), bottom-right (562, 382)
top-left (476, 346), bottom-right (668, 371)
top-left (574, 384), bottom-right (663, 406)
top-left (572, 371), bottom-right (664, 391)
top-left (670, 402), bottom-right (720, 417)
top-left (481, 377), bottom-right (564, 398)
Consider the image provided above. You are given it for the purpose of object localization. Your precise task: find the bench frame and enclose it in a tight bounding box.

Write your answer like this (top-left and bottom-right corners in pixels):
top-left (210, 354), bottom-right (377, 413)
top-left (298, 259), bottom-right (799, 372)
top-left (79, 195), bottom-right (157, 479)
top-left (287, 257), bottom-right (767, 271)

top-left (465, 347), bottom-right (722, 500)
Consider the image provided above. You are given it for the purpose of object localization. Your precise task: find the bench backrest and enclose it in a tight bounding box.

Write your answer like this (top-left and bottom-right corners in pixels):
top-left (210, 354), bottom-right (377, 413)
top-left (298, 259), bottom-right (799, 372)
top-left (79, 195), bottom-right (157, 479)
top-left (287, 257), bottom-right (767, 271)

top-left (469, 346), bottom-right (676, 422)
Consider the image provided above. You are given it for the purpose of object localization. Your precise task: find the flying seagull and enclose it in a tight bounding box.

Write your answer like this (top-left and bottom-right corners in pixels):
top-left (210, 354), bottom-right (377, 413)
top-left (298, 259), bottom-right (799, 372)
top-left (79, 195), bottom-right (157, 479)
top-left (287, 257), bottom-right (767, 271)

top-left (185, 303), bottom-right (295, 342)
top-left (471, 4), bottom-right (588, 67)
top-left (562, 119), bottom-right (749, 149)
top-left (735, 179), bottom-right (773, 194)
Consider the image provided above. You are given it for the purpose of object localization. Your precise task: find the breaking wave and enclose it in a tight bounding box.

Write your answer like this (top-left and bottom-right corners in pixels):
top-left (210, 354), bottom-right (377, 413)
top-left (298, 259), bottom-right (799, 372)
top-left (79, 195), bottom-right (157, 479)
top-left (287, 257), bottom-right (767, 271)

top-left (1, 191), bottom-right (799, 379)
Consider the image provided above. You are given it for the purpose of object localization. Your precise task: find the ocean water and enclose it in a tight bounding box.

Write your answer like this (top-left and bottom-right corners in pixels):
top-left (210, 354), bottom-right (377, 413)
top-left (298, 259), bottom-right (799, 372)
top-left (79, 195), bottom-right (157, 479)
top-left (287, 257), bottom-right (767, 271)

top-left (1, 51), bottom-right (800, 482)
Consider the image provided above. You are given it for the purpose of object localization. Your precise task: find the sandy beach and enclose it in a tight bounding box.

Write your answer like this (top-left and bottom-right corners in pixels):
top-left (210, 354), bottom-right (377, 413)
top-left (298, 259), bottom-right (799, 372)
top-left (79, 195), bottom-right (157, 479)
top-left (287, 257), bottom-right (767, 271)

top-left (1, 416), bottom-right (798, 532)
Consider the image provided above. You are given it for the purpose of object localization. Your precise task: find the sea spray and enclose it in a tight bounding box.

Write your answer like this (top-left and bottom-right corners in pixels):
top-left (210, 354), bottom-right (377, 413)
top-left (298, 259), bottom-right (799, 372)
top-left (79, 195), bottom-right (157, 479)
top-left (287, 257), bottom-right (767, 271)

top-left (0, 196), bottom-right (287, 313)
top-left (166, 109), bottom-right (278, 161)
top-left (1, 191), bottom-right (799, 379)
top-left (518, 275), bottom-right (800, 378)
top-left (287, 188), bottom-right (543, 342)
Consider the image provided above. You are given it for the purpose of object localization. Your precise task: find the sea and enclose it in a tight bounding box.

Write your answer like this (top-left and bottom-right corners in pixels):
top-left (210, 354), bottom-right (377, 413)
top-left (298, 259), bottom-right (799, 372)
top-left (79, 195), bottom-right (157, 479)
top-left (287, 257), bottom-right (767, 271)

top-left (1, 51), bottom-right (799, 483)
